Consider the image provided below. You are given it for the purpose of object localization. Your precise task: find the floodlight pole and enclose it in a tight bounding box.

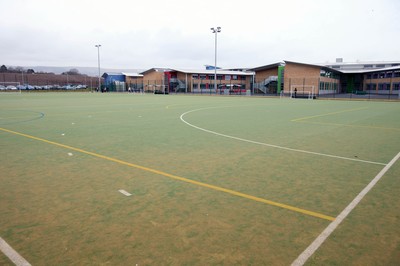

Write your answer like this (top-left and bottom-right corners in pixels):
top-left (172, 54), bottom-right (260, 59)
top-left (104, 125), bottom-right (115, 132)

top-left (211, 27), bottom-right (221, 94)
top-left (95, 44), bottom-right (101, 92)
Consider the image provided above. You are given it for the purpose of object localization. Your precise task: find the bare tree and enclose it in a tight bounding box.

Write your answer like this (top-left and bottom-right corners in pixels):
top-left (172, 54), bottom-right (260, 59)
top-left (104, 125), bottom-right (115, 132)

top-left (63, 68), bottom-right (80, 75)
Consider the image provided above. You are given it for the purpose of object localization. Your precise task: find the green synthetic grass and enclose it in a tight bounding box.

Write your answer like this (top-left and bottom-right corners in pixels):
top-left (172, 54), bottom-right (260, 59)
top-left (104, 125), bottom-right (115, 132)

top-left (0, 92), bottom-right (399, 265)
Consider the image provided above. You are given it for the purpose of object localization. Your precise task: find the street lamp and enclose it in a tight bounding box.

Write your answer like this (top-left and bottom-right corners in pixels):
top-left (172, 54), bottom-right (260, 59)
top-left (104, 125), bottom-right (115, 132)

top-left (95, 44), bottom-right (101, 91)
top-left (211, 27), bottom-right (221, 94)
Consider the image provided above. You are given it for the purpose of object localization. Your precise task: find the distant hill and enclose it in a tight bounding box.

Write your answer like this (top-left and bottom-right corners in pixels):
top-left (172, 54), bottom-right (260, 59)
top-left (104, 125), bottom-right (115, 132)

top-left (4, 65), bottom-right (144, 76)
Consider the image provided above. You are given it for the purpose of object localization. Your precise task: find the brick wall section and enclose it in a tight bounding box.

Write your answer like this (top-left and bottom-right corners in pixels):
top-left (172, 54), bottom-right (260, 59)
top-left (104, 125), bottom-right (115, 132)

top-left (0, 72), bottom-right (99, 87)
top-left (283, 62), bottom-right (340, 94)
top-left (283, 62), bottom-right (320, 93)
top-left (125, 76), bottom-right (143, 84)
top-left (143, 69), bottom-right (164, 91)
top-left (255, 68), bottom-right (278, 83)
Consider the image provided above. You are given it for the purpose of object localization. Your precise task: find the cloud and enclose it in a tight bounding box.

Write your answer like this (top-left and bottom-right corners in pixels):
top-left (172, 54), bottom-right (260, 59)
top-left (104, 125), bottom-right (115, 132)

top-left (1, 0), bottom-right (399, 70)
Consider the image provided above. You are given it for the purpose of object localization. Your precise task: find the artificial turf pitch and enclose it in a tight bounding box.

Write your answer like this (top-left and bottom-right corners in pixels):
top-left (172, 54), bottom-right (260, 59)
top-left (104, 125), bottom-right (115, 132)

top-left (1, 92), bottom-right (399, 265)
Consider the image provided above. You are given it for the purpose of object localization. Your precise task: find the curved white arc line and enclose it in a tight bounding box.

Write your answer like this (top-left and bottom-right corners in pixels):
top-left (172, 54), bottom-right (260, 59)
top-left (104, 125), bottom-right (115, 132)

top-left (180, 108), bottom-right (387, 166)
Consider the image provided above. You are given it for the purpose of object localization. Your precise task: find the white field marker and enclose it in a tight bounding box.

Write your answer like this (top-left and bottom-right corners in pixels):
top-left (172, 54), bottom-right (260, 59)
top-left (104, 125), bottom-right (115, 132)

top-left (0, 237), bottom-right (31, 266)
top-left (61, 133), bottom-right (65, 136)
top-left (291, 151), bottom-right (400, 266)
top-left (118, 189), bottom-right (132, 196)
top-left (67, 152), bottom-right (73, 156)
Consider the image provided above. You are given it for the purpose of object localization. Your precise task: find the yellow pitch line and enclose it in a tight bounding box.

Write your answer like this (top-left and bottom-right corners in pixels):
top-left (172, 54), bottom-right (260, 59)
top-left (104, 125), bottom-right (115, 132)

top-left (0, 127), bottom-right (335, 221)
top-left (291, 107), bottom-right (368, 122)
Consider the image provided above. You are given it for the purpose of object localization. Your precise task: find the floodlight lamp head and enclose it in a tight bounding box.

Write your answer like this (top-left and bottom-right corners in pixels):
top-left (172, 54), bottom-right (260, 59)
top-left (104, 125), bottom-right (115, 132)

top-left (211, 27), bottom-right (221, 33)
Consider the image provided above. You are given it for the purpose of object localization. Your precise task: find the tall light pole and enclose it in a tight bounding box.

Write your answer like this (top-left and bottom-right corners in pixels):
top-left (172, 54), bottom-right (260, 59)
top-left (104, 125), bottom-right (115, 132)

top-left (211, 27), bottom-right (221, 94)
top-left (95, 44), bottom-right (101, 91)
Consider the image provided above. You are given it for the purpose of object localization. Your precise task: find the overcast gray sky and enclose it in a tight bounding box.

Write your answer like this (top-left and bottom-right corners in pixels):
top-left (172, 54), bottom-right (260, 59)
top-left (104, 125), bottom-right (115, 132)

top-left (1, 0), bottom-right (399, 70)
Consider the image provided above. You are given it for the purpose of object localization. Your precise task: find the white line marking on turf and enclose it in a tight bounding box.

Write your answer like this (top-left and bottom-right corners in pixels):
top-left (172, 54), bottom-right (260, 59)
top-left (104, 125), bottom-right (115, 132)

top-left (291, 151), bottom-right (400, 266)
top-left (180, 108), bottom-right (386, 166)
top-left (0, 237), bottom-right (31, 266)
top-left (118, 189), bottom-right (132, 196)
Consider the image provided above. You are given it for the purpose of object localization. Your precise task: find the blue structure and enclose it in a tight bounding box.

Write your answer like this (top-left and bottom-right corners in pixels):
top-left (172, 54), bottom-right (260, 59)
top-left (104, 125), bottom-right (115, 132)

top-left (102, 72), bottom-right (125, 86)
top-left (205, 65), bottom-right (221, 70)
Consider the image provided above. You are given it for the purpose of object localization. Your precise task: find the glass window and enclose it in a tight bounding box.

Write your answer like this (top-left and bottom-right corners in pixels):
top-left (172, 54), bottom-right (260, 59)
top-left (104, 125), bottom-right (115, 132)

top-left (217, 75), bottom-right (223, 80)
top-left (199, 75), bottom-right (207, 80)
top-left (192, 74), bottom-right (198, 79)
top-left (225, 75), bottom-right (231, 80)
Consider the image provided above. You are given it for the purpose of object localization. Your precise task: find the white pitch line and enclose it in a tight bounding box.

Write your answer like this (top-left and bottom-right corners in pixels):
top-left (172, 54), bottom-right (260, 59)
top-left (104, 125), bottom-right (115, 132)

top-left (0, 237), bottom-right (31, 266)
top-left (118, 189), bottom-right (132, 196)
top-left (180, 108), bottom-right (386, 166)
top-left (291, 151), bottom-right (400, 266)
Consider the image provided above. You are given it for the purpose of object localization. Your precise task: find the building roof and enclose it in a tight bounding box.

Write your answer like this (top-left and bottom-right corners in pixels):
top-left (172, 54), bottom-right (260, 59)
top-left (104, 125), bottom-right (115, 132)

top-left (140, 68), bottom-right (172, 75)
top-left (122, 72), bottom-right (143, 77)
top-left (170, 68), bottom-right (254, 76)
top-left (102, 72), bottom-right (125, 78)
top-left (338, 65), bottom-right (400, 74)
top-left (323, 60), bottom-right (400, 73)
top-left (324, 60), bottom-right (400, 67)
top-left (248, 62), bottom-right (284, 71)
top-left (284, 60), bottom-right (342, 73)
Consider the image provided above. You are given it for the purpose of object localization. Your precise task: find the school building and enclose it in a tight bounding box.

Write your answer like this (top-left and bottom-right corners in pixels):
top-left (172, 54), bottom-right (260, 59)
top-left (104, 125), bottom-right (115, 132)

top-left (101, 59), bottom-right (400, 98)
top-left (249, 59), bottom-right (400, 97)
top-left (140, 68), bottom-right (254, 94)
